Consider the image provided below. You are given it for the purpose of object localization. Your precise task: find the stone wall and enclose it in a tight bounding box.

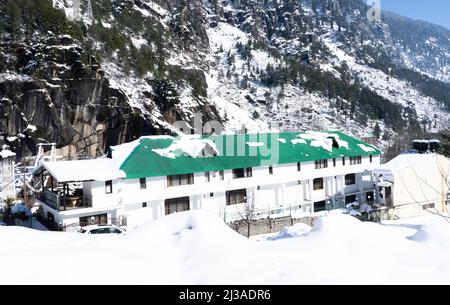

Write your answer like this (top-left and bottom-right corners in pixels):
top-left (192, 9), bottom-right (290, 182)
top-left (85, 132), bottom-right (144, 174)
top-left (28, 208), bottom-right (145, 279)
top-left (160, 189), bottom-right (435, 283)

top-left (229, 216), bottom-right (317, 237)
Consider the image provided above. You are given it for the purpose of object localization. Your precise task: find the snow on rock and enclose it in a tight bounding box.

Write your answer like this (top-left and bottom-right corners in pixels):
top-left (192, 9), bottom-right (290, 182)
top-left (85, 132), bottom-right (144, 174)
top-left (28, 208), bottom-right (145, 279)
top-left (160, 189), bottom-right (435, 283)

top-left (131, 37), bottom-right (147, 49)
top-left (322, 34), bottom-right (450, 132)
top-left (26, 124), bottom-right (37, 132)
top-left (278, 138), bottom-right (287, 144)
top-left (0, 149), bottom-right (15, 159)
top-left (133, 4), bottom-right (150, 17)
top-left (0, 72), bottom-right (31, 83)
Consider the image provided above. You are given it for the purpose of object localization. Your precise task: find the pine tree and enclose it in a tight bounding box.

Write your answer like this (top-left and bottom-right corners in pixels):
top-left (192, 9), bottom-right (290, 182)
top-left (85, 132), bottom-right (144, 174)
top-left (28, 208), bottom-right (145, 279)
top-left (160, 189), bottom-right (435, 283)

top-left (374, 122), bottom-right (382, 139)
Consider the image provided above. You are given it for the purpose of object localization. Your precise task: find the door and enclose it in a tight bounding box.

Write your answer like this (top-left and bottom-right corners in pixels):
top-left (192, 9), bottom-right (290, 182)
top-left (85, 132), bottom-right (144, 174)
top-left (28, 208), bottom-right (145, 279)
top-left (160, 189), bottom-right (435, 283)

top-left (164, 197), bottom-right (190, 215)
top-left (385, 187), bottom-right (393, 207)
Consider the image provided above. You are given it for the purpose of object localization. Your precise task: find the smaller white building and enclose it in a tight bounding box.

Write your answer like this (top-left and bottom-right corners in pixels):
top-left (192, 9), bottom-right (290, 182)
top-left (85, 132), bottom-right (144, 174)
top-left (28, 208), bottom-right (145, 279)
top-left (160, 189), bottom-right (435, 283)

top-left (0, 149), bottom-right (16, 203)
top-left (375, 153), bottom-right (450, 218)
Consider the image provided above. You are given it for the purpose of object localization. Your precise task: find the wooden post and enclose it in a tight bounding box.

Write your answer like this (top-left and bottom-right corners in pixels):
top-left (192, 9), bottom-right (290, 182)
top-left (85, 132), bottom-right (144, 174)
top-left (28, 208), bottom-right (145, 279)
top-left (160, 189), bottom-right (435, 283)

top-left (23, 172), bottom-right (28, 206)
top-left (63, 183), bottom-right (67, 211)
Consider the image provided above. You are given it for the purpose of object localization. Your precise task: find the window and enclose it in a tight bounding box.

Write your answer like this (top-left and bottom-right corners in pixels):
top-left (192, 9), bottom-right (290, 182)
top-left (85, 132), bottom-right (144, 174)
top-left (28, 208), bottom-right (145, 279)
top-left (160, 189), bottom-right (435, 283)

top-left (246, 167), bottom-right (253, 177)
top-left (315, 159), bottom-right (328, 169)
top-left (165, 197), bottom-right (190, 215)
top-left (105, 180), bottom-right (112, 194)
top-left (345, 174), bottom-right (356, 186)
top-left (313, 178), bottom-right (324, 190)
top-left (333, 158), bottom-right (336, 167)
top-left (109, 228), bottom-right (123, 234)
top-left (314, 200), bottom-right (326, 212)
top-left (232, 168), bottom-right (252, 179)
top-left (142, 202), bottom-right (147, 208)
top-left (226, 189), bottom-right (247, 205)
top-left (423, 203), bottom-right (435, 210)
top-left (139, 178), bottom-right (146, 190)
top-left (167, 174), bottom-right (194, 187)
top-left (47, 212), bottom-right (54, 223)
top-left (349, 156), bottom-right (362, 165)
top-left (233, 168), bottom-right (245, 179)
top-left (342, 157), bottom-right (346, 166)
top-left (269, 166), bottom-right (273, 175)
top-left (219, 170), bottom-right (224, 180)
top-left (345, 195), bottom-right (357, 204)
top-left (370, 155), bottom-right (373, 163)
top-left (205, 171), bottom-right (210, 182)
top-left (297, 162), bottom-right (301, 172)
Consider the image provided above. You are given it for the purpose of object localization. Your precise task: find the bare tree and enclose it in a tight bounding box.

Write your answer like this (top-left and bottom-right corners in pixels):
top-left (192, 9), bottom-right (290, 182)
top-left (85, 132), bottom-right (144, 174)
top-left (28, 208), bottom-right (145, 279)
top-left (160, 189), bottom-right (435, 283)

top-left (229, 192), bottom-right (257, 238)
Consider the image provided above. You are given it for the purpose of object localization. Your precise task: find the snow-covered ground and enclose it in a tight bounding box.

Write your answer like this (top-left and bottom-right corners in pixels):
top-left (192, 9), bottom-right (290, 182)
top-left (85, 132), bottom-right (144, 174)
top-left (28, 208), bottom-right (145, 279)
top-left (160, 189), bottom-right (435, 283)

top-left (3, 211), bottom-right (450, 284)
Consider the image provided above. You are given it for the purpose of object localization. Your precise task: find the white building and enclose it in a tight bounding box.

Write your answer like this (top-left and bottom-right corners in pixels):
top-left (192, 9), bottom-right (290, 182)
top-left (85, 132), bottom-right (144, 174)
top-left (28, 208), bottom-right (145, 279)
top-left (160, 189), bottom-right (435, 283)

top-left (374, 153), bottom-right (450, 218)
top-left (0, 149), bottom-right (16, 203)
top-left (32, 131), bottom-right (381, 231)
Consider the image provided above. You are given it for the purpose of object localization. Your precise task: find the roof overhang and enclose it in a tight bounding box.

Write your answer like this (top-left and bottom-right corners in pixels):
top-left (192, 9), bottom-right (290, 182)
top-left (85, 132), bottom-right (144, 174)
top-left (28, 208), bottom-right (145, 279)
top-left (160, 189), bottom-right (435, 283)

top-left (32, 158), bottom-right (125, 183)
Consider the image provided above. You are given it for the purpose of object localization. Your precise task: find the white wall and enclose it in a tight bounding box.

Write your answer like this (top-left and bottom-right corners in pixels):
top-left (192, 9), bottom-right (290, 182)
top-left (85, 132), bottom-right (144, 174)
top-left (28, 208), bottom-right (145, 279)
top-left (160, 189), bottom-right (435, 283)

top-left (392, 155), bottom-right (450, 217)
top-left (44, 153), bottom-right (381, 229)
top-left (0, 157), bottom-right (15, 201)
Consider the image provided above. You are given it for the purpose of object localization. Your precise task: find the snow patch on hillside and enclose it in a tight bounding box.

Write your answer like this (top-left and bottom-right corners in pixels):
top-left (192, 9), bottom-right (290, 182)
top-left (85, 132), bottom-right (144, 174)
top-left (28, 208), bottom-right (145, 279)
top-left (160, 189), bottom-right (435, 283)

top-left (322, 34), bottom-right (450, 132)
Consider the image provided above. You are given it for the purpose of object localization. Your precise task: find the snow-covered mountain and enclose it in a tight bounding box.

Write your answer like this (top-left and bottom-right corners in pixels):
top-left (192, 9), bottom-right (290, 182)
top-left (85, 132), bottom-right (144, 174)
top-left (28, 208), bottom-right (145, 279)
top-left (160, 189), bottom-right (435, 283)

top-left (0, 0), bottom-right (449, 159)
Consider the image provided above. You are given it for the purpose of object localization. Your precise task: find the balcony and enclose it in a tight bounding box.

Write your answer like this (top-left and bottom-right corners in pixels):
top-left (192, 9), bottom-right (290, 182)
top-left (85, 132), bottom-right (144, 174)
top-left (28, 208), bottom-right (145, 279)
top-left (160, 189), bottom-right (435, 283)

top-left (39, 189), bottom-right (91, 212)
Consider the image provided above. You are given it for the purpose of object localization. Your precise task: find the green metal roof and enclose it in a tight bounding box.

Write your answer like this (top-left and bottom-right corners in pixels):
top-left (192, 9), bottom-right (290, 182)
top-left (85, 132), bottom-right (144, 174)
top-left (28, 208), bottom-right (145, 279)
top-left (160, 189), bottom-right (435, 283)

top-left (118, 131), bottom-right (381, 179)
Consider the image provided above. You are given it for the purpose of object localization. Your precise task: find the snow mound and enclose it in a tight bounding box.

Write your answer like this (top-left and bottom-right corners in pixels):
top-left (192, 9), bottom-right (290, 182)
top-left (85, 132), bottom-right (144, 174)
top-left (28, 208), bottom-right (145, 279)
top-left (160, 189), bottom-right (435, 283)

top-left (267, 223), bottom-right (312, 240)
top-left (407, 228), bottom-right (429, 242)
top-left (152, 136), bottom-right (219, 159)
top-left (310, 213), bottom-right (362, 236)
top-left (4, 212), bottom-right (450, 284)
top-left (298, 131), bottom-right (348, 152)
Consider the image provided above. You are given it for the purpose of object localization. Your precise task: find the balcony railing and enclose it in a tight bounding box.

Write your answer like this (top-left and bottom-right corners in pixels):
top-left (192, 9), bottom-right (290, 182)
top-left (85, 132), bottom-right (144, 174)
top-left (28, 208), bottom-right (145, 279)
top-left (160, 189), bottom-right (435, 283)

top-left (40, 190), bottom-right (91, 211)
top-left (224, 201), bottom-right (313, 223)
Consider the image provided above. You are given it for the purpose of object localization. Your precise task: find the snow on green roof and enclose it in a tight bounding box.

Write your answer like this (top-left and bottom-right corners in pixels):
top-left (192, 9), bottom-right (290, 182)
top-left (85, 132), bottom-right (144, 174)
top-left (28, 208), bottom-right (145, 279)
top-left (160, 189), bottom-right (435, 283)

top-left (117, 131), bottom-right (381, 179)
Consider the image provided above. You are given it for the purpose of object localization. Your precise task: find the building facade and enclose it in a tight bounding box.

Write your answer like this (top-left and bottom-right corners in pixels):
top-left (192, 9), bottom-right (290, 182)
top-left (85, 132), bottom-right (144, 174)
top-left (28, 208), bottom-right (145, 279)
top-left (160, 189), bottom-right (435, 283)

top-left (32, 131), bottom-right (382, 231)
top-left (374, 153), bottom-right (450, 218)
top-left (0, 150), bottom-right (16, 203)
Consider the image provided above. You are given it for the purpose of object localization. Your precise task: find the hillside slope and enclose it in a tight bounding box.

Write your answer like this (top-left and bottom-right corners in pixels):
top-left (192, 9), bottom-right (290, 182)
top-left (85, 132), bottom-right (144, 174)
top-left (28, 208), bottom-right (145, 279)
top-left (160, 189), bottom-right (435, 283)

top-left (0, 0), bottom-right (449, 159)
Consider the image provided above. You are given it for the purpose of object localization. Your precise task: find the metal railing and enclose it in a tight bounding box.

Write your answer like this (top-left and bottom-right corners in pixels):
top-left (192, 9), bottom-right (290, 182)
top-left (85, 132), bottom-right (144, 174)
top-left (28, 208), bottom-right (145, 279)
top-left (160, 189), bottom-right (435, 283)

top-left (39, 190), bottom-right (91, 211)
top-left (224, 201), bottom-right (313, 223)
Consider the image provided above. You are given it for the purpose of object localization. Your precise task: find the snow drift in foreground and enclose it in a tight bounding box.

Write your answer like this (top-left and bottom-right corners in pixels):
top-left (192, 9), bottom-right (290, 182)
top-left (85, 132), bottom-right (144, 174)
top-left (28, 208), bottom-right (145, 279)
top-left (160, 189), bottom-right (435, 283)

top-left (2, 211), bottom-right (450, 284)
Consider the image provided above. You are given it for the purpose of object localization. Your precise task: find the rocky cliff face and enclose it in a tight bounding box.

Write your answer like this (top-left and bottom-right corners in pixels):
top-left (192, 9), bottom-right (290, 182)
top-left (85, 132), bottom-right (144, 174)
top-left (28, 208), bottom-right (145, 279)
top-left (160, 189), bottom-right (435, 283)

top-left (0, 0), bottom-right (449, 160)
top-left (0, 35), bottom-right (161, 159)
